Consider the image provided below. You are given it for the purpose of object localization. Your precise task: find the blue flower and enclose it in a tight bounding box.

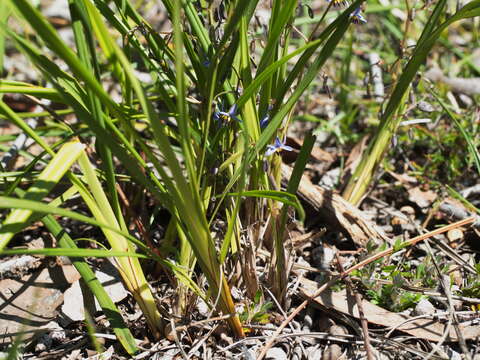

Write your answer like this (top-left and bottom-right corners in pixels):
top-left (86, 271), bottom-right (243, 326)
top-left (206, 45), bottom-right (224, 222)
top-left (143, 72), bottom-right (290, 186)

top-left (260, 114), bottom-right (269, 129)
top-left (351, 8), bottom-right (367, 24)
top-left (265, 137), bottom-right (293, 157)
top-left (260, 104), bottom-right (274, 129)
top-left (213, 104), bottom-right (240, 126)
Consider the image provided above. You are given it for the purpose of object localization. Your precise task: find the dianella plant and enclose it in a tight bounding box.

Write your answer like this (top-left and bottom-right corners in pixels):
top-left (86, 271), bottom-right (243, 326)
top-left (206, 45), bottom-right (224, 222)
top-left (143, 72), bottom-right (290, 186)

top-left (1, 0), bottom-right (374, 351)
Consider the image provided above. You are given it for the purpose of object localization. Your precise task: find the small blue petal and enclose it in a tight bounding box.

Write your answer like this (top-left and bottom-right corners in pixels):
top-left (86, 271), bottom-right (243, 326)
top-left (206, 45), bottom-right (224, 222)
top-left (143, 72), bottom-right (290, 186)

top-left (351, 8), bottom-right (367, 23)
top-left (274, 137), bottom-right (282, 148)
top-left (228, 104), bottom-right (238, 116)
top-left (260, 115), bottom-right (269, 129)
top-left (265, 137), bottom-right (293, 157)
top-left (281, 144), bottom-right (294, 152)
top-left (265, 145), bottom-right (277, 157)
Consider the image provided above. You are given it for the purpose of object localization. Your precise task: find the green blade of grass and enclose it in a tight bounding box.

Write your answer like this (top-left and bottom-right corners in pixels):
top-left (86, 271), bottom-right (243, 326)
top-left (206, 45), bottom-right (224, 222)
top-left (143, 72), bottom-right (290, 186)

top-left (69, 0), bottom-right (125, 230)
top-left (0, 248), bottom-right (148, 258)
top-left (0, 1), bottom-right (11, 72)
top-left (0, 140), bottom-right (85, 250)
top-left (0, 81), bottom-right (64, 102)
top-left (228, 190), bottom-right (305, 222)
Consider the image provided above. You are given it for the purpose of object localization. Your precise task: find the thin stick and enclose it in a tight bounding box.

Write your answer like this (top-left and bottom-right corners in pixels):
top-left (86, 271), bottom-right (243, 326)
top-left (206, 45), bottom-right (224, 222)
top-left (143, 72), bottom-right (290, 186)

top-left (256, 216), bottom-right (475, 360)
top-left (335, 254), bottom-right (374, 360)
top-left (343, 216), bottom-right (475, 276)
top-left (423, 239), bottom-right (471, 360)
top-left (169, 318), bottom-right (189, 360)
top-left (173, 314), bottom-right (235, 332)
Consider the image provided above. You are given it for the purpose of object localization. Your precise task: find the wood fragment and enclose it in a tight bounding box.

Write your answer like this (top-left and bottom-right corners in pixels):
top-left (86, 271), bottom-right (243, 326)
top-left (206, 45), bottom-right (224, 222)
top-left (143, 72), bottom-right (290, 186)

top-left (368, 53), bottom-right (385, 102)
top-left (281, 163), bottom-right (390, 246)
top-left (299, 277), bottom-right (480, 342)
top-left (425, 67), bottom-right (480, 95)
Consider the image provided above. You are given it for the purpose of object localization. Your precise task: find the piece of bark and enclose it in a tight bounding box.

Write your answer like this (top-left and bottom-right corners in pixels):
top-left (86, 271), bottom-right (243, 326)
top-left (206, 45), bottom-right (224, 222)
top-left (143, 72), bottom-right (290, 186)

top-left (282, 163), bottom-right (390, 246)
top-left (300, 277), bottom-right (480, 342)
top-left (440, 200), bottom-right (480, 228)
top-left (425, 67), bottom-right (480, 95)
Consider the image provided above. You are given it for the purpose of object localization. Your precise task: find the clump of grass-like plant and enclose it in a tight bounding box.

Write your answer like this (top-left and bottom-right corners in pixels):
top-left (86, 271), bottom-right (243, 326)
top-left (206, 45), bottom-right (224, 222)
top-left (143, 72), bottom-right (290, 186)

top-left (4, 0), bottom-right (478, 355)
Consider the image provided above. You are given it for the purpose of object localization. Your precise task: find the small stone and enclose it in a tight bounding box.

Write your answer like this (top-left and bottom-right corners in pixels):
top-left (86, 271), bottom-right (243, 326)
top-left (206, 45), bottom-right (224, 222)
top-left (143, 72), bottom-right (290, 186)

top-left (328, 324), bottom-right (348, 336)
top-left (303, 313), bottom-right (313, 330)
top-left (242, 346), bottom-right (256, 360)
top-left (417, 101), bottom-right (435, 113)
top-left (400, 206), bottom-right (416, 217)
top-left (266, 347), bottom-right (287, 360)
top-left (445, 347), bottom-right (462, 360)
top-left (35, 342), bottom-right (48, 352)
top-left (322, 344), bottom-right (343, 360)
top-left (319, 168), bottom-right (341, 189)
top-left (230, 286), bottom-right (242, 300)
top-left (458, 93), bottom-right (473, 107)
top-left (62, 264), bottom-right (128, 321)
top-left (312, 246), bottom-right (336, 271)
top-left (447, 229), bottom-right (463, 244)
top-left (414, 298), bottom-right (436, 316)
top-left (450, 269), bottom-right (463, 287)
top-left (196, 297), bottom-right (209, 316)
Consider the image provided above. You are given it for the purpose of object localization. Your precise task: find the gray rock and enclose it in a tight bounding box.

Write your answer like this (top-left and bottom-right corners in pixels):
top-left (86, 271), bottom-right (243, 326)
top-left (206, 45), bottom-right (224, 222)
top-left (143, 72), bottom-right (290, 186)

top-left (414, 298), bottom-right (436, 316)
top-left (42, 0), bottom-right (70, 20)
top-left (266, 347), bottom-right (287, 360)
top-left (417, 100), bottom-right (435, 113)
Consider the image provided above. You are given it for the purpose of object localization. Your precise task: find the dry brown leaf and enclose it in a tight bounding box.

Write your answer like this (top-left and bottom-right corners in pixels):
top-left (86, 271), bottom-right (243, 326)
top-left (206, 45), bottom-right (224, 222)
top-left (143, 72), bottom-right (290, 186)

top-left (282, 163), bottom-right (391, 246)
top-left (407, 187), bottom-right (437, 209)
top-left (300, 277), bottom-right (480, 342)
top-left (387, 171), bottom-right (418, 185)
